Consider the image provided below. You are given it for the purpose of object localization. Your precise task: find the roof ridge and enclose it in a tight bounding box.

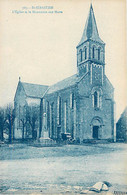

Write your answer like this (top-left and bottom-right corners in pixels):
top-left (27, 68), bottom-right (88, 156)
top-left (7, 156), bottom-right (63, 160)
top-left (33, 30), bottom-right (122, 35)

top-left (22, 81), bottom-right (49, 87)
top-left (49, 74), bottom-right (78, 87)
top-left (20, 81), bottom-right (49, 98)
top-left (46, 74), bottom-right (79, 95)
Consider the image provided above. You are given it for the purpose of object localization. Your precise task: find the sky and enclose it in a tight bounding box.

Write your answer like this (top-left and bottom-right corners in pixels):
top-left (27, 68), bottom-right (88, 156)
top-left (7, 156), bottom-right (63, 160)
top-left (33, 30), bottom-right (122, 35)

top-left (0, 0), bottom-right (126, 121)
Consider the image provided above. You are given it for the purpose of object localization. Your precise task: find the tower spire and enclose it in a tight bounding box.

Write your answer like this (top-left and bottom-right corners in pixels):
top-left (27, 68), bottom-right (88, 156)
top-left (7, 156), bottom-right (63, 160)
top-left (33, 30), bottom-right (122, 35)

top-left (76, 4), bottom-right (105, 76)
top-left (77, 4), bottom-right (104, 47)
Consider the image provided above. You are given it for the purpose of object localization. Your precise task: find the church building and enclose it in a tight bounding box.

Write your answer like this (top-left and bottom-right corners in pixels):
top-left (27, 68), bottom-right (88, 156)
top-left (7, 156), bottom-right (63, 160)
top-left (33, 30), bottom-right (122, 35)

top-left (14, 4), bottom-right (115, 142)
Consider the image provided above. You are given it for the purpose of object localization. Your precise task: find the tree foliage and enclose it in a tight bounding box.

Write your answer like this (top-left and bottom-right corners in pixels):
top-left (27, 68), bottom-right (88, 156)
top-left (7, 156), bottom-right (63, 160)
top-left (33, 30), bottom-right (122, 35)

top-left (26, 105), bottom-right (39, 140)
top-left (19, 105), bottom-right (40, 140)
top-left (0, 103), bottom-right (40, 142)
top-left (19, 105), bottom-right (29, 140)
top-left (0, 107), bottom-right (6, 141)
top-left (5, 104), bottom-right (15, 143)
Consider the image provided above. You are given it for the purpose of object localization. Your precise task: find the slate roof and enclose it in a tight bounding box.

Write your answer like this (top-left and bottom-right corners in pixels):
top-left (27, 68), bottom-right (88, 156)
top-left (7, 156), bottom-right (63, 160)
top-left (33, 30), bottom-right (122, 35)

top-left (47, 74), bottom-right (79, 94)
top-left (77, 4), bottom-right (104, 47)
top-left (19, 72), bottom-right (88, 98)
top-left (22, 82), bottom-right (49, 98)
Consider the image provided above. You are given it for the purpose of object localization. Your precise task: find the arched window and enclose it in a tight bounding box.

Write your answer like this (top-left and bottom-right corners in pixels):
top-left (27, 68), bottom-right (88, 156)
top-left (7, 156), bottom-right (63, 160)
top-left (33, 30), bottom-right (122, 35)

top-left (94, 91), bottom-right (99, 108)
top-left (98, 48), bottom-right (101, 60)
top-left (79, 49), bottom-right (82, 62)
top-left (94, 91), bottom-right (98, 108)
top-left (57, 96), bottom-right (61, 125)
top-left (64, 101), bottom-right (67, 132)
top-left (92, 87), bottom-right (102, 109)
top-left (72, 93), bottom-right (74, 109)
top-left (84, 46), bottom-right (87, 60)
top-left (46, 101), bottom-right (50, 131)
top-left (19, 105), bottom-right (21, 127)
top-left (51, 103), bottom-right (54, 138)
top-left (92, 46), bottom-right (95, 59)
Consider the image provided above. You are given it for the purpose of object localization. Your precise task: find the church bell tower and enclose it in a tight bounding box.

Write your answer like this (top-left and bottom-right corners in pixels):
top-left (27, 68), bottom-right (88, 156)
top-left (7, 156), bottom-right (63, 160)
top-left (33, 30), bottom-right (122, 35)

top-left (77, 4), bottom-right (105, 86)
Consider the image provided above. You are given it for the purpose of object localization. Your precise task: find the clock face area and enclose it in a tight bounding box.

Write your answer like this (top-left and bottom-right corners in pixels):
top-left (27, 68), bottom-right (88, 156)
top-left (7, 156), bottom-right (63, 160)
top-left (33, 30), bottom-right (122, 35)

top-left (92, 63), bottom-right (103, 85)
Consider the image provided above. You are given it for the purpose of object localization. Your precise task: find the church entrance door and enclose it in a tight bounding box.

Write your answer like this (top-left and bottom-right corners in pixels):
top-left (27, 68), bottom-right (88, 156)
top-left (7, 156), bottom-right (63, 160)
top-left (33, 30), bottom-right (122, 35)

top-left (93, 126), bottom-right (99, 139)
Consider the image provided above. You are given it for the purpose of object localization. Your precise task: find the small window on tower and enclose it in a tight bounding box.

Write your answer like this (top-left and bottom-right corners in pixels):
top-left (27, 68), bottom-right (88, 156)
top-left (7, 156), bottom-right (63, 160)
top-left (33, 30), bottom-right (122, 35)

top-left (92, 46), bottom-right (95, 59)
top-left (79, 49), bottom-right (82, 62)
top-left (98, 48), bottom-right (101, 60)
top-left (84, 46), bottom-right (87, 60)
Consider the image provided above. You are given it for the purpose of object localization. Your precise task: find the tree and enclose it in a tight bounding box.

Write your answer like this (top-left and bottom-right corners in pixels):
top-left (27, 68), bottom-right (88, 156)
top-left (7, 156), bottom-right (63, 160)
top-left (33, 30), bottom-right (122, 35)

top-left (0, 107), bottom-right (6, 141)
top-left (6, 104), bottom-right (15, 143)
top-left (20, 105), bottom-right (29, 140)
top-left (27, 105), bottom-right (39, 140)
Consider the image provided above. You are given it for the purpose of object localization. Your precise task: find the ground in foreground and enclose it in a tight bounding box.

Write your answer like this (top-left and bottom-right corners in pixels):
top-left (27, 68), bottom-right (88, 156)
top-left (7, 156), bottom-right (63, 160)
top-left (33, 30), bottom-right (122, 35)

top-left (0, 143), bottom-right (127, 194)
